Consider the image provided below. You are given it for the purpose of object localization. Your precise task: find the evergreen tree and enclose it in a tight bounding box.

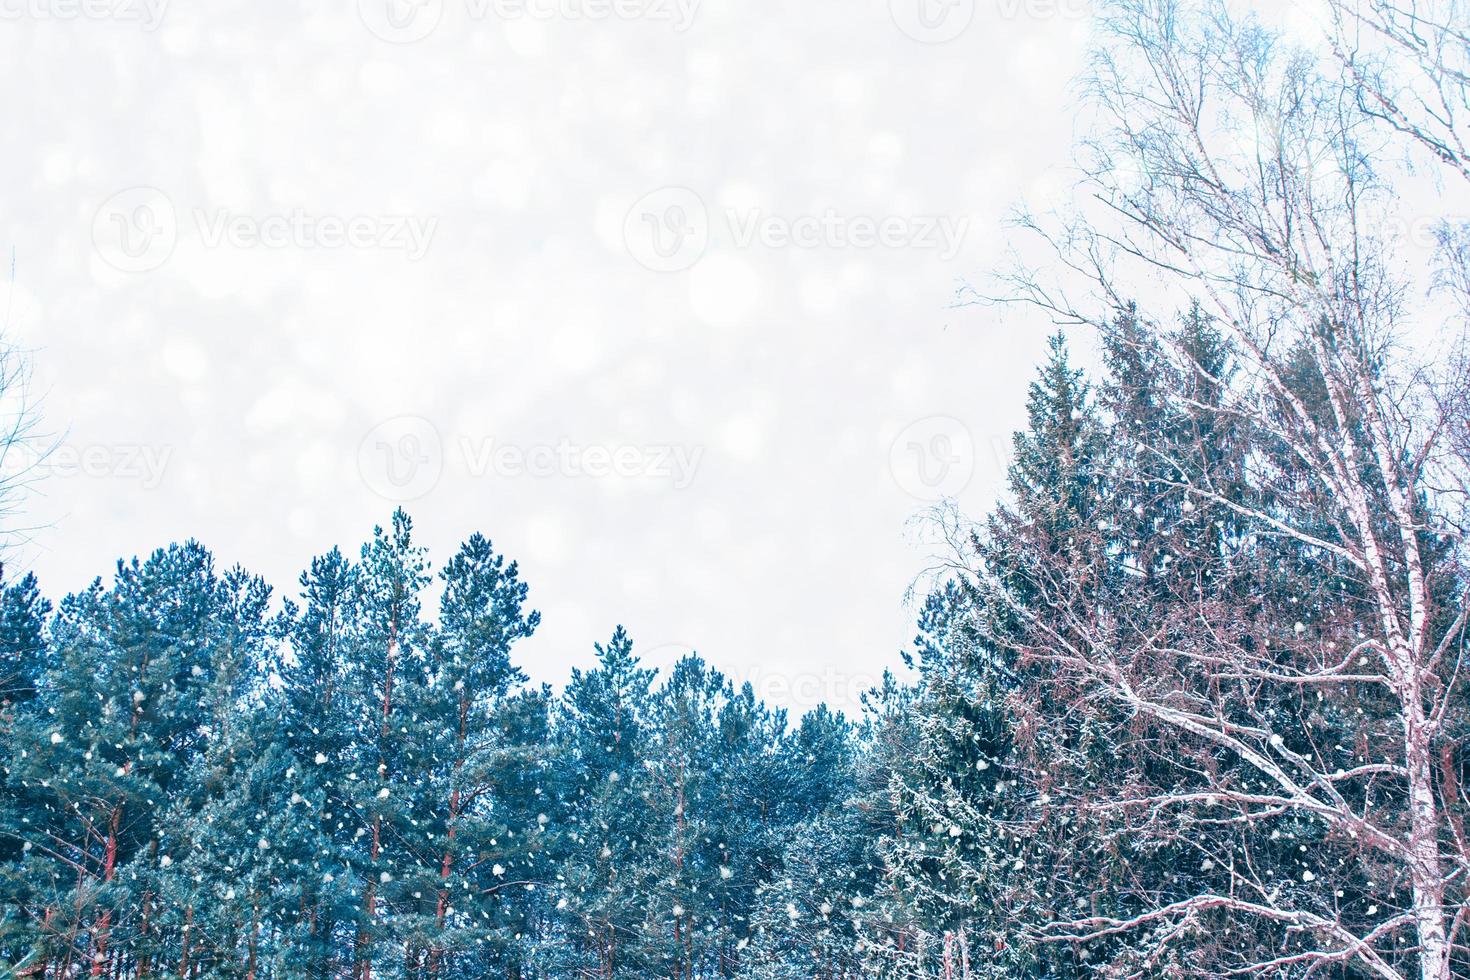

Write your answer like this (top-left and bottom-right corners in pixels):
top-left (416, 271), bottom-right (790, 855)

top-left (342, 510), bottom-right (432, 980)
top-left (873, 332), bottom-right (1110, 977)
top-left (0, 571), bottom-right (51, 971)
top-left (411, 531), bottom-right (541, 979)
top-left (552, 626), bottom-right (657, 979)
top-left (6, 545), bottom-right (269, 977)
top-left (0, 572), bottom-right (48, 708)
top-left (739, 706), bottom-right (872, 980)
top-left (274, 546), bottom-right (358, 980)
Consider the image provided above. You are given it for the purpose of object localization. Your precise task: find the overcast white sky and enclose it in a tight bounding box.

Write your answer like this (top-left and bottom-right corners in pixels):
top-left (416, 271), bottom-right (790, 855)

top-left (1, 0), bottom-right (1349, 716)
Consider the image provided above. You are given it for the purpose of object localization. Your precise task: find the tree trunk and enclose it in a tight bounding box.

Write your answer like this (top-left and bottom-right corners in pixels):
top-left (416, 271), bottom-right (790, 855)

top-left (89, 805), bottom-right (122, 977)
top-left (1399, 678), bottom-right (1451, 980)
top-left (246, 902), bottom-right (260, 980)
top-left (178, 906), bottom-right (193, 980)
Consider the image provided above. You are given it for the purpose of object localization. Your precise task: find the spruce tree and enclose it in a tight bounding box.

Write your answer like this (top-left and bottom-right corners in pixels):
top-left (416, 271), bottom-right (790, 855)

top-left (874, 332), bottom-right (1109, 977)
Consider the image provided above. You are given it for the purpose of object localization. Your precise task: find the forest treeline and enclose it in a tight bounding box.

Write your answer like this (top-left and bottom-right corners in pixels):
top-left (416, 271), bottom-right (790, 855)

top-left (2, 312), bottom-right (1466, 978)
top-left (7, 0), bottom-right (1470, 975)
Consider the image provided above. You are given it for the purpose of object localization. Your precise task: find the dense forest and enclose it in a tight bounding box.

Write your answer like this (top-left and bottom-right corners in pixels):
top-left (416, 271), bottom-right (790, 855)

top-left (2, 313), bottom-right (1466, 978)
top-left (5, 0), bottom-right (1470, 976)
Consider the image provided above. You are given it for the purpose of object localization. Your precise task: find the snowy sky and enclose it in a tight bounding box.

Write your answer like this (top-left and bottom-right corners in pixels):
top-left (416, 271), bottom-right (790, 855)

top-left (1, 0), bottom-right (1346, 717)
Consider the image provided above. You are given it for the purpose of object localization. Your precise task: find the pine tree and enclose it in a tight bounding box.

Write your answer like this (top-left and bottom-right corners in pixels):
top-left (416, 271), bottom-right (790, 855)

top-left (699, 682), bottom-right (785, 977)
top-left (275, 546), bottom-right (358, 979)
top-left (342, 510), bottom-right (432, 980)
top-left (151, 563), bottom-right (275, 979)
top-left (0, 571), bottom-right (51, 974)
top-left (738, 706), bottom-right (872, 980)
top-left (412, 531), bottom-right (541, 979)
top-left (552, 626), bottom-right (657, 979)
top-left (6, 544), bottom-right (270, 977)
top-left (0, 572), bottom-right (48, 709)
top-left (645, 656), bottom-right (720, 980)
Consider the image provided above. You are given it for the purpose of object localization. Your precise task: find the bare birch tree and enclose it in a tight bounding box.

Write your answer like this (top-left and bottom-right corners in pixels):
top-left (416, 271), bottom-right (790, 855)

top-left (990, 1), bottom-right (1470, 976)
top-left (1331, 0), bottom-right (1470, 182)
